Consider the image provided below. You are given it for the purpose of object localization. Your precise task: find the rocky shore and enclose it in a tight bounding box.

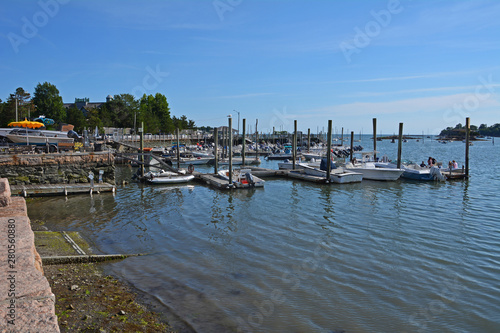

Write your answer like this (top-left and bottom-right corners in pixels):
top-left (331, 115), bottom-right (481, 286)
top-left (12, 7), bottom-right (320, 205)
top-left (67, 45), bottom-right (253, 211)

top-left (31, 219), bottom-right (176, 333)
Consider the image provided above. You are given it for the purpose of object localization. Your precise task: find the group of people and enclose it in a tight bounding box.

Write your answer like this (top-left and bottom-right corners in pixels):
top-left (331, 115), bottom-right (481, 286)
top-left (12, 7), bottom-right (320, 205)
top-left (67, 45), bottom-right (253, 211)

top-left (420, 157), bottom-right (458, 169)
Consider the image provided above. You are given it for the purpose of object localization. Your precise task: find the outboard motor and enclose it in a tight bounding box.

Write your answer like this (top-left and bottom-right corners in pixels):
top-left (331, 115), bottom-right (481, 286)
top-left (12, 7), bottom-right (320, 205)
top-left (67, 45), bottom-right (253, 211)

top-left (67, 130), bottom-right (81, 140)
top-left (320, 158), bottom-right (336, 171)
top-left (245, 172), bottom-right (255, 187)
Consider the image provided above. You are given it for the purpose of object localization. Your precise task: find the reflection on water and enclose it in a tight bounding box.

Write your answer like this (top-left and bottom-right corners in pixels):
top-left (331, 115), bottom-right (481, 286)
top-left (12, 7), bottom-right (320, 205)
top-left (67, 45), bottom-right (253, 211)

top-left (26, 138), bottom-right (500, 332)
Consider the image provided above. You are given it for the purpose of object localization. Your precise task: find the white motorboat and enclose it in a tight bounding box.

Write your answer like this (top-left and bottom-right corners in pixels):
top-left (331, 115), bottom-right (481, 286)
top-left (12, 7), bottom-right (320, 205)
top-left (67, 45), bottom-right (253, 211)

top-left (170, 156), bottom-right (212, 165)
top-left (345, 161), bottom-right (403, 181)
top-left (219, 157), bottom-right (261, 166)
top-left (298, 163), bottom-right (363, 184)
top-left (5, 128), bottom-right (73, 146)
top-left (144, 169), bottom-right (195, 184)
top-left (375, 162), bottom-right (446, 181)
top-left (278, 159), bottom-right (320, 170)
top-left (217, 169), bottom-right (265, 188)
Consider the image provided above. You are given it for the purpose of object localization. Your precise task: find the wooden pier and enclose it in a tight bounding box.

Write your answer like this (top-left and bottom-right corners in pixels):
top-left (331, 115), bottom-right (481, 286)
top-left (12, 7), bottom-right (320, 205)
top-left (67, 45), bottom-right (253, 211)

top-left (10, 183), bottom-right (116, 197)
top-left (194, 172), bottom-right (233, 190)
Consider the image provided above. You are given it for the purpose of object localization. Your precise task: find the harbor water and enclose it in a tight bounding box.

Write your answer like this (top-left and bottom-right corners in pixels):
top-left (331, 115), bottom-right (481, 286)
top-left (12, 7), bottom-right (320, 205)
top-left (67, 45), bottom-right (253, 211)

top-left (27, 137), bottom-right (500, 332)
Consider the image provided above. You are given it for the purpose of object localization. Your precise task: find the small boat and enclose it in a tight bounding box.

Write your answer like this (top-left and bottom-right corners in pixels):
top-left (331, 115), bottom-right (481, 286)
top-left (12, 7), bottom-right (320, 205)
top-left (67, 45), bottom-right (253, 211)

top-left (345, 161), bottom-right (403, 181)
top-left (217, 169), bottom-right (265, 188)
top-left (168, 156), bottom-right (212, 165)
top-left (144, 169), bottom-right (194, 184)
top-left (278, 159), bottom-right (320, 170)
top-left (6, 128), bottom-right (74, 146)
top-left (376, 162), bottom-right (445, 181)
top-left (266, 152), bottom-right (293, 160)
top-left (299, 163), bottom-right (363, 184)
top-left (219, 157), bottom-right (261, 165)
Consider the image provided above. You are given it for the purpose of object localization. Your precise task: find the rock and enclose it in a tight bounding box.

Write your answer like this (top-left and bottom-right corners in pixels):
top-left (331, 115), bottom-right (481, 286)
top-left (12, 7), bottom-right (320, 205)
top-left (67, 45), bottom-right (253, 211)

top-left (70, 284), bottom-right (79, 291)
top-left (82, 314), bottom-right (92, 320)
top-left (118, 310), bottom-right (126, 315)
top-left (68, 304), bottom-right (75, 310)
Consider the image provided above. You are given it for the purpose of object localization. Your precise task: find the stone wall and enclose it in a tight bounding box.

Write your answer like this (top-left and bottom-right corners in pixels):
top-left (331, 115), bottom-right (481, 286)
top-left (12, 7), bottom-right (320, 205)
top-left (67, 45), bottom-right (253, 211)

top-left (0, 152), bottom-right (115, 185)
top-left (0, 178), bottom-right (60, 331)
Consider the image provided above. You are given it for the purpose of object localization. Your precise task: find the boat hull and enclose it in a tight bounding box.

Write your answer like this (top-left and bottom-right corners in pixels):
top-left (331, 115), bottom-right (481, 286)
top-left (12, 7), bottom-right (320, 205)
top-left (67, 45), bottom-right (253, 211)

top-left (146, 175), bottom-right (194, 184)
top-left (345, 163), bottom-right (403, 181)
top-left (301, 165), bottom-right (363, 183)
top-left (6, 134), bottom-right (73, 146)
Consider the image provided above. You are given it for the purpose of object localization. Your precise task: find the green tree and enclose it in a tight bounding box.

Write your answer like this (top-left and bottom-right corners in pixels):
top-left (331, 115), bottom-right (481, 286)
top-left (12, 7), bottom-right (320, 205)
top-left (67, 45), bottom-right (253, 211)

top-left (138, 93), bottom-right (173, 134)
top-left (66, 105), bottom-right (87, 132)
top-left (32, 82), bottom-right (66, 123)
top-left (9, 87), bottom-right (32, 120)
top-left (86, 108), bottom-right (103, 132)
top-left (103, 94), bottom-right (139, 129)
top-left (172, 115), bottom-right (195, 130)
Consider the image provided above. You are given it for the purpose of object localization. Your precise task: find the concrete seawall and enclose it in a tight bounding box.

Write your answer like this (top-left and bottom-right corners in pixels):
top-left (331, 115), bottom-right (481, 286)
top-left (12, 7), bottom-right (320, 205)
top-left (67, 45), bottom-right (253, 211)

top-left (0, 152), bottom-right (115, 186)
top-left (0, 178), bottom-right (60, 332)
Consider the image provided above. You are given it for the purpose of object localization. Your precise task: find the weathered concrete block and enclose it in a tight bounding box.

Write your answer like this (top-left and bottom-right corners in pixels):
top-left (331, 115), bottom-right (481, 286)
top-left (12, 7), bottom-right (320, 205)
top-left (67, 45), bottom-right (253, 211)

top-left (0, 178), bottom-right (12, 207)
top-left (0, 183), bottom-right (59, 332)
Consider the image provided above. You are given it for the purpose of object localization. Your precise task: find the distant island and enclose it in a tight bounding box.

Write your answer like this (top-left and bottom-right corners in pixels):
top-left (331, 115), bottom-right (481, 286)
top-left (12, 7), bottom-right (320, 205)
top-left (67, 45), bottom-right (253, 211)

top-left (439, 123), bottom-right (500, 140)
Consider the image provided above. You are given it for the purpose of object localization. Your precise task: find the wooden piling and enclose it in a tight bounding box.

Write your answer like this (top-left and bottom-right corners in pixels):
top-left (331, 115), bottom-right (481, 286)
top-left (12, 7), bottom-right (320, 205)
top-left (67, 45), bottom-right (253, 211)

top-left (140, 122), bottom-right (144, 177)
top-left (465, 117), bottom-right (470, 177)
top-left (307, 128), bottom-right (311, 153)
top-left (176, 128), bottom-right (180, 169)
top-left (293, 120), bottom-right (297, 169)
top-left (229, 117), bottom-right (233, 185)
top-left (397, 123), bottom-right (403, 168)
top-left (373, 118), bottom-right (377, 161)
top-left (255, 119), bottom-right (259, 160)
top-left (326, 120), bottom-right (332, 181)
top-left (214, 127), bottom-right (218, 174)
top-left (242, 119), bottom-right (246, 166)
top-left (350, 131), bottom-right (354, 162)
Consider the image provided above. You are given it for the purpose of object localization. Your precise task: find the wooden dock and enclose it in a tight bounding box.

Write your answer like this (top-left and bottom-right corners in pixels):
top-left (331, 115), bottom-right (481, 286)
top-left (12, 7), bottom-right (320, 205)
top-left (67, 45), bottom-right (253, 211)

top-left (10, 183), bottom-right (116, 197)
top-left (195, 172), bottom-right (233, 190)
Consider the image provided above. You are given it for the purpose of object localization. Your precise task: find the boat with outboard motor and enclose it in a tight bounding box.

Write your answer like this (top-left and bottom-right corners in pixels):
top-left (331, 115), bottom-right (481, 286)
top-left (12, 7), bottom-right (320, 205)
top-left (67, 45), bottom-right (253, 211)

top-left (217, 168), bottom-right (265, 188)
top-left (375, 162), bottom-right (446, 181)
top-left (4, 128), bottom-right (74, 145)
top-left (299, 161), bottom-right (363, 184)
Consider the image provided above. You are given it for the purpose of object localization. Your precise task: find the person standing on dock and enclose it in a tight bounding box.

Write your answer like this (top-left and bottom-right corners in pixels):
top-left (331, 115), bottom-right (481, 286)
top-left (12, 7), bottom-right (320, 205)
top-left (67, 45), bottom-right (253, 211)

top-left (453, 160), bottom-right (458, 169)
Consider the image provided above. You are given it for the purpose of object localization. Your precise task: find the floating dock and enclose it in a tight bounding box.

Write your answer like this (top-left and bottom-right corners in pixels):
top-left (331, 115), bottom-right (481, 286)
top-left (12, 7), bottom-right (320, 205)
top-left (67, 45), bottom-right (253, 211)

top-left (10, 183), bottom-right (116, 197)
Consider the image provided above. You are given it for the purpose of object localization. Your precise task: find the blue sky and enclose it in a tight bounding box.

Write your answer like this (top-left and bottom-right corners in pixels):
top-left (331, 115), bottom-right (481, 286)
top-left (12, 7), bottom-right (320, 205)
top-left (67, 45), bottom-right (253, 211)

top-left (1, 0), bottom-right (499, 134)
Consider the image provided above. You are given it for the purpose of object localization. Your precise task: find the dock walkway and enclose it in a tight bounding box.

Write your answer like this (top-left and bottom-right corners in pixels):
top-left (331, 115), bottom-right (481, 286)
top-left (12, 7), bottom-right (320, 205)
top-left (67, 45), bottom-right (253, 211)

top-left (10, 183), bottom-right (116, 197)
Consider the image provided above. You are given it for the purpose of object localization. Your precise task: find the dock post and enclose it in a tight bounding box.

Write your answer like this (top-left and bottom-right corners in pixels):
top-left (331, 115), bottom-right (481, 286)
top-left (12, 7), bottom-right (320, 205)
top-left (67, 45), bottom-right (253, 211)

top-left (214, 127), bottom-right (218, 174)
top-left (373, 118), bottom-right (377, 161)
top-left (341, 127), bottom-right (344, 145)
top-left (293, 120), bottom-right (297, 169)
top-left (273, 126), bottom-right (275, 145)
top-left (465, 117), bottom-right (470, 177)
top-left (255, 119), bottom-right (259, 161)
top-left (229, 117), bottom-right (233, 186)
top-left (307, 128), bottom-right (311, 153)
top-left (242, 119), bottom-right (246, 166)
top-left (397, 123), bottom-right (403, 168)
top-left (140, 122), bottom-right (144, 177)
top-left (326, 120), bottom-right (332, 181)
top-left (350, 131), bottom-right (354, 162)
top-left (176, 128), bottom-right (180, 169)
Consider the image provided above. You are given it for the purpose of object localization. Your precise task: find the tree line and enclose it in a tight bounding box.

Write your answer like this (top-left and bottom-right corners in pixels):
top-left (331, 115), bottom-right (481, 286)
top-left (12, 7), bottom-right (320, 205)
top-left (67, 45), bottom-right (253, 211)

top-left (439, 123), bottom-right (500, 138)
top-left (0, 82), bottom-right (195, 134)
